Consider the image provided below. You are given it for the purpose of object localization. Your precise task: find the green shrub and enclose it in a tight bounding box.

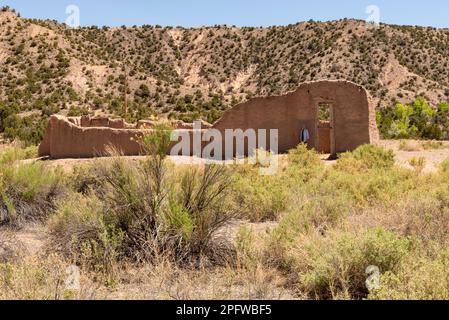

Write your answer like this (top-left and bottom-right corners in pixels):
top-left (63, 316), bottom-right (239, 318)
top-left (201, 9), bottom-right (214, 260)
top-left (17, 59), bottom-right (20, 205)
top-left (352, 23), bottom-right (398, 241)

top-left (0, 145), bottom-right (37, 165)
top-left (232, 165), bottom-right (289, 222)
top-left (421, 140), bottom-right (449, 150)
top-left (49, 193), bottom-right (123, 280)
top-left (53, 130), bottom-right (236, 267)
top-left (369, 250), bottom-right (449, 300)
top-left (288, 143), bottom-right (323, 168)
top-left (336, 145), bottom-right (395, 172)
top-left (378, 97), bottom-right (447, 140)
top-left (292, 228), bottom-right (414, 299)
top-left (409, 157), bottom-right (426, 172)
top-left (439, 158), bottom-right (449, 174)
top-left (0, 161), bottom-right (66, 227)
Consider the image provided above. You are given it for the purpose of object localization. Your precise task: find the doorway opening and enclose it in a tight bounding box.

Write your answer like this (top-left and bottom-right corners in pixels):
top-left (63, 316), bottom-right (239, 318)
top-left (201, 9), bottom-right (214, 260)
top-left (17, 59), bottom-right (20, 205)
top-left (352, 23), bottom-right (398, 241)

top-left (317, 102), bottom-right (335, 154)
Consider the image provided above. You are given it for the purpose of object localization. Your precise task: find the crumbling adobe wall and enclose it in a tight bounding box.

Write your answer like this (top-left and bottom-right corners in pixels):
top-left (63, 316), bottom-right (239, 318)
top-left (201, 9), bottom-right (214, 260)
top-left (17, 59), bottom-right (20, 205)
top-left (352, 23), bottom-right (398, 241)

top-left (213, 80), bottom-right (379, 154)
top-left (38, 81), bottom-right (379, 159)
top-left (39, 115), bottom-right (145, 158)
top-left (38, 115), bottom-right (204, 158)
top-left (79, 116), bottom-right (127, 129)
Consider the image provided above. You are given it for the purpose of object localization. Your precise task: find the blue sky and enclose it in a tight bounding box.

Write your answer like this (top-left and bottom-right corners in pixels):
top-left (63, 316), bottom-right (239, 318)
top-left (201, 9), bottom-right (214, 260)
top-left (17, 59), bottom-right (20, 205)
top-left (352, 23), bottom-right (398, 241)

top-left (2, 0), bottom-right (448, 28)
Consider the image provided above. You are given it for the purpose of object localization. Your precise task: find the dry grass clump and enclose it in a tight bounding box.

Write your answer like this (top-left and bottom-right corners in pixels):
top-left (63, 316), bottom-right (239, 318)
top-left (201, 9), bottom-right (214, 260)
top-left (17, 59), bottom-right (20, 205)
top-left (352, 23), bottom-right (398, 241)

top-left (231, 165), bottom-right (289, 223)
top-left (409, 156), bottom-right (426, 172)
top-left (0, 254), bottom-right (100, 300)
top-left (0, 146), bottom-right (66, 228)
top-left (398, 140), bottom-right (422, 152)
top-left (421, 140), bottom-right (449, 150)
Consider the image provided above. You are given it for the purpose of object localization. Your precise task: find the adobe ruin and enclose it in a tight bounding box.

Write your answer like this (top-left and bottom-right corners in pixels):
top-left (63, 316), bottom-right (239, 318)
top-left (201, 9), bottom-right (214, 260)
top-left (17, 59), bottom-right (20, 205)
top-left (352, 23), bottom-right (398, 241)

top-left (38, 80), bottom-right (379, 159)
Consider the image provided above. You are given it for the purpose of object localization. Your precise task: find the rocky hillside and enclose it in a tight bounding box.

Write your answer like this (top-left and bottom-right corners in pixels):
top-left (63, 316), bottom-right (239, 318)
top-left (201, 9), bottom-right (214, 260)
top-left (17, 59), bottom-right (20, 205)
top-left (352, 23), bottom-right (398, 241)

top-left (1, 7), bottom-right (449, 131)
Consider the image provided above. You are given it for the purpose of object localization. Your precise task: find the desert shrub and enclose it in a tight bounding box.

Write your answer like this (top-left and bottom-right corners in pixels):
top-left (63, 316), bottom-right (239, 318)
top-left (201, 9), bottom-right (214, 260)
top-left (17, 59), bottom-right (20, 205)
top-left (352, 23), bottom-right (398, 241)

top-left (0, 144), bottom-right (37, 165)
top-left (301, 163), bottom-right (415, 210)
top-left (288, 143), bottom-right (322, 168)
top-left (53, 129), bottom-right (236, 268)
top-left (369, 250), bottom-right (449, 300)
top-left (421, 140), bottom-right (449, 150)
top-left (2, 113), bottom-right (48, 146)
top-left (49, 193), bottom-right (123, 279)
top-left (232, 165), bottom-right (289, 222)
top-left (409, 156), bottom-right (426, 172)
top-left (58, 161), bottom-right (235, 266)
top-left (289, 228), bottom-right (414, 299)
top-left (0, 254), bottom-right (97, 300)
top-left (0, 161), bottom-right (66, 227)
top-left (439, 158), bottom-right (449, 174)
top-left (336, 145), bottom-right (395, 172)
top-left (259, 164), bottom-right (449, 299)
top-left (294, 196), bottom-right (352, 231)
top-left (235, 225), bottom-right (258, 267)
top-left (398, 140), bottom-right (421, 152)
top-left (261, 197), bottom-right (352, 272)
top-left (260, 168), bottom-right (414, 268)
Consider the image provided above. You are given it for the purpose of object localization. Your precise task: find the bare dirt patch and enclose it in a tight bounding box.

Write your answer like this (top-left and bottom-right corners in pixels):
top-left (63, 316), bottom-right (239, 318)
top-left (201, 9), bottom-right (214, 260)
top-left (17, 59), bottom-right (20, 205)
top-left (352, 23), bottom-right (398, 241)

top-left (379, 140), bottom-right (449, 172)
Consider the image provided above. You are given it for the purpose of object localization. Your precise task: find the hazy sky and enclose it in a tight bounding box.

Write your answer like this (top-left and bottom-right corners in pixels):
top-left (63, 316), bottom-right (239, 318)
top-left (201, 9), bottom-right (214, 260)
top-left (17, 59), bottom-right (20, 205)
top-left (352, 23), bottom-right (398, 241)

top-left (2, 0), bottom-right (448, 28)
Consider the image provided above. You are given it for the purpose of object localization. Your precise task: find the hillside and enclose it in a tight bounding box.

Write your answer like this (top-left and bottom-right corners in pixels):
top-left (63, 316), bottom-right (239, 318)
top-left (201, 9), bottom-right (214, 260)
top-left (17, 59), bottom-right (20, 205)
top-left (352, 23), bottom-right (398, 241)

top-left (1, 7), bottom-right (449, 143)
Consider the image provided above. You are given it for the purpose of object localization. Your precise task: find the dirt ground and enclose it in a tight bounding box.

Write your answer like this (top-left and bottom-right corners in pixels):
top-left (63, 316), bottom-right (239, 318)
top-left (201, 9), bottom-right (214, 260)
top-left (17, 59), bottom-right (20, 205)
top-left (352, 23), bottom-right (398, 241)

top-left (378, 140), bottom-right (449, 172)
top-left (32, 140), bottom-right (449, 173)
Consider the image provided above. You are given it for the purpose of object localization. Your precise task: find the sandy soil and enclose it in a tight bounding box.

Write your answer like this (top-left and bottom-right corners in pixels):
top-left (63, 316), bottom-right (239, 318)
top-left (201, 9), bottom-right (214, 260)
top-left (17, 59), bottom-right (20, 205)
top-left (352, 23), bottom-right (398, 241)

top-left (14, 225), bottom-right (47, 256)
top-left (378, 140), bottom-right (449, 172)
top-left (35, 155), bottom-right (241, 172)
top-left (26, 139), bottom-right (449, 173)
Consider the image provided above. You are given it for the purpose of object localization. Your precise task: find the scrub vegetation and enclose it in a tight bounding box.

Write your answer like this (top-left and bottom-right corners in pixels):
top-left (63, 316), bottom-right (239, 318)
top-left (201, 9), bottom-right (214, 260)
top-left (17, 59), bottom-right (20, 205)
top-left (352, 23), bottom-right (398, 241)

top-left (2, 136), bottom-right (449, 300)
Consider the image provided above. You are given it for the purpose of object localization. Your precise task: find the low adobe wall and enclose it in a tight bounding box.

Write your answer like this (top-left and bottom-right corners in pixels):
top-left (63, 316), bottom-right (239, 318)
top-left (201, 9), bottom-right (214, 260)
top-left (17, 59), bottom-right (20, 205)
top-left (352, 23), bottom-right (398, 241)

top-left (38, 115), bottom-right (205, 159)
top-left (39, 116), bottom-right (145, 158)
top-left (38, 80), bottom-right (379, 159)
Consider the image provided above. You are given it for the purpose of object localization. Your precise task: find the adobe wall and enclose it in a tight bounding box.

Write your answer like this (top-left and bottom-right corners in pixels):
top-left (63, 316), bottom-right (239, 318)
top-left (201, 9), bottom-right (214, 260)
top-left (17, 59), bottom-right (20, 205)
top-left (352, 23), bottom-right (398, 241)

top-left (38, 81), bottom-right (379, 159)
top-left (38, 115), bottom-right (206, 159)
top-left (213, 80), bottom-right (379, 154)
top-left (39, 116), bottom-right (143, 158)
